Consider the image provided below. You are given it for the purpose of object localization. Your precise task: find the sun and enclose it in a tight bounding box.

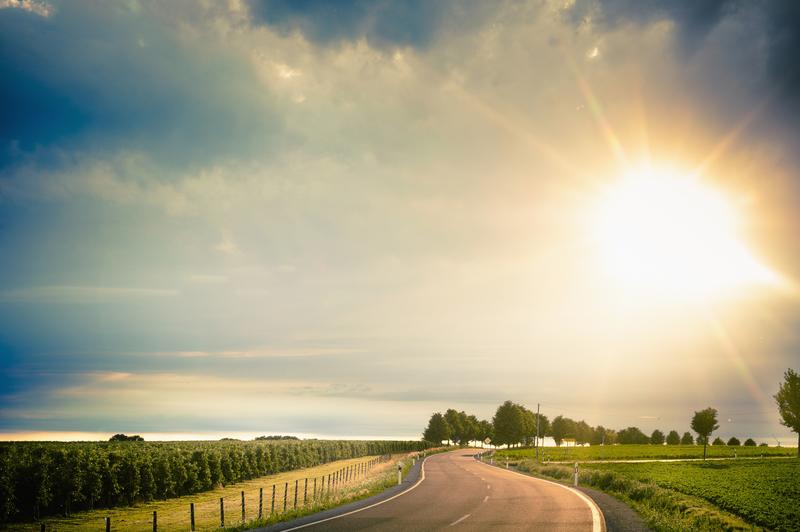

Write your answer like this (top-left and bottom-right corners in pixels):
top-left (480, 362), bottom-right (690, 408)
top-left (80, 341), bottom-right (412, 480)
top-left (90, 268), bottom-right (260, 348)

top-left (590, 166), bottom-right (781, 301)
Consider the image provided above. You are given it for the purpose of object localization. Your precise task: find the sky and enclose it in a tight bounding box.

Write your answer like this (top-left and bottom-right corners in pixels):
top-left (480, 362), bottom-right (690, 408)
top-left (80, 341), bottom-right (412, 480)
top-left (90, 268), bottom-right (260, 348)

top-left (1, 0), bottom-right (799, 444)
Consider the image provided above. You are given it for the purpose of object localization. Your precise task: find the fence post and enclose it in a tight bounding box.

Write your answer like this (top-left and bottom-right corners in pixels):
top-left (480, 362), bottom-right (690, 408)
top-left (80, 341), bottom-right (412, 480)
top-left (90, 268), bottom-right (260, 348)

top-left (152, 510), bottom-right (157, 532)
top-left (294, 479), bottom-right (298, 509)
top-left (105, 517), bottom-right (111, 532)
top-left (190, 502), bottom-right (195, 531)
top-left (259, 487), bottom-right (263, 519)
top-left (220, 497), bottom-right (225, 528)
top-left (40, 524), bottom-right (45, 532)
top-left (304, 478), bottom-right (308, 505)
top-left (271, 485), bottom-right (276, 515)
top-left (327, 474), bottom-right (331, 492)
top-left (283, 482), bottom-right (288, 512)
top-left (241, 490), bottom-right (245, 522)
top-left (314, 477), bottom-right (317, 499)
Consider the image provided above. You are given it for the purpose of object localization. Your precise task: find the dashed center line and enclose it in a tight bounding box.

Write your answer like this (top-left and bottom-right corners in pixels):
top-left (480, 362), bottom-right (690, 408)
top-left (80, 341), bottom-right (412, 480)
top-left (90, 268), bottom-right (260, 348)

top-left (449, 513), bottom-right (471, 526)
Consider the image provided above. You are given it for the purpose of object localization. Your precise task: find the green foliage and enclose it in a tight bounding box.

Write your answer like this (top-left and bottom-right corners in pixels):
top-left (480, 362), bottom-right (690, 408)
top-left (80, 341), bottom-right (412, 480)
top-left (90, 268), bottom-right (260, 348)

top-left (492, 401), bottom-right (526, 447)
top-left (665, 430), bottom-right (680, 445)
top-left (727, 437), bottom-right (740, 446)
top-left (109, 434), bottom-right (144, 442)
top-left (495, 443), bottom-right (794, 462)
top-left (422, 413), bottom-right (450, 444)
top-left (0, 439), bottom-right (426, 523)
top-left (712, 437), bottom-right (725, 446)
top-left (650, 429), bottom-right (665, 445)
top-left (774, 367), bottom-right (800, 456)
top-left (580, 459), bottom-right (800, 531)
top-left (254, 436), bottom-right (299, 440)
top-left (691, 407), bottom-right (719, 459)
top-left (550, 415), bottom-right (577, 446)
top-left (743, 438), bottom-right (756, 446)
top-left (617, 426), bottom-right (649, 444)
top-left (680, 431), bottom-right (694, 445)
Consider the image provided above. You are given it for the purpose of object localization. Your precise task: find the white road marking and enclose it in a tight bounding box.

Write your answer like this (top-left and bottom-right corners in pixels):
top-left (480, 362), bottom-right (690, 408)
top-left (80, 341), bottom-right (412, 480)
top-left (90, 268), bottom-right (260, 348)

top-left (486, 484), bottom-right (490, 489)
top-left (449, 513), bottom-right (471, 526)
top-left (473, 457), bottom-right (605, 532)
top-left (483, 495), bottom-right (489, 502)
top-left (280, 455), bottom-right (430, 531)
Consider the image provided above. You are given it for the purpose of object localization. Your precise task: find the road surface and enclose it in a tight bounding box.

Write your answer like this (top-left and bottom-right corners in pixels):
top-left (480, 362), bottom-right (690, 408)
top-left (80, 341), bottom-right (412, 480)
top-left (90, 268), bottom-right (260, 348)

top-left (278, 450), bottom-right (604, 531)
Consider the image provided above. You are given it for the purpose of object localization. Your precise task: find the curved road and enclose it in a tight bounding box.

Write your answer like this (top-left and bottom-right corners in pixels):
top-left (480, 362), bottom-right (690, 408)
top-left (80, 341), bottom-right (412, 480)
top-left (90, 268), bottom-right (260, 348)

top-left (281, 450), bottom-right (604, 531)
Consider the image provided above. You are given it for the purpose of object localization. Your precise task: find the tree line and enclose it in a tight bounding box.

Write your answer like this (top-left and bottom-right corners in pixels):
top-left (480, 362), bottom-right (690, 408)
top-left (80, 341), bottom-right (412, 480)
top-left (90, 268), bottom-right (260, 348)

top-left (0, 439), bottom-right (427, 523)
top-left (423, 369), bottom-right (800, 455)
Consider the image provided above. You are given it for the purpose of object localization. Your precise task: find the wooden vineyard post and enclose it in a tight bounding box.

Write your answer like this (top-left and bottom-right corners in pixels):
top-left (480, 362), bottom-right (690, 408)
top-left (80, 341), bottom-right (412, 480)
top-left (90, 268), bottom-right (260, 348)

top-left (105, 517), bottom-right (111, 532)
top-left (220, 497), bottom-right (225, 528)
top-left (283, 482), bottom-right (288, 512)
top-left (259, 487), bottom-right (263, 519)
top-left (304, 478), bottom-right (308, 505)
top-left (190, 503), bottom-right (195, 531)
top-left (241, 490), bottom-right (245, 522)
top-left (294, 479), bottom-right (298, 509)
top-left (152, 511), bottom-right (157, 532)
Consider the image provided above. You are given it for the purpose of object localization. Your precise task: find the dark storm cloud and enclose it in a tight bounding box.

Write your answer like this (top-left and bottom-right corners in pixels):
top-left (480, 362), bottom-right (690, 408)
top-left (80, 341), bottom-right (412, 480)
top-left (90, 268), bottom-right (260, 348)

top-left (247, 0), bottom-right (450, 49)
top-left (0, 3), bottom-right (279, 172)
top-left (567, 1), bottom-right (800, 105)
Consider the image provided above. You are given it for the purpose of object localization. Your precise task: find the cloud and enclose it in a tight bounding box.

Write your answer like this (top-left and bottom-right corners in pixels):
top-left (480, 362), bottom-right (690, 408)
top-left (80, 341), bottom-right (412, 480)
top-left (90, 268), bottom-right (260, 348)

top-left (247, 0), bottom-right (449, 49)
top-left (0, 285), bottom-right (179, 303)
top-left (0, 0), bottom-right (52, 17)
top-left (0, 1), bottom-right (280, 172)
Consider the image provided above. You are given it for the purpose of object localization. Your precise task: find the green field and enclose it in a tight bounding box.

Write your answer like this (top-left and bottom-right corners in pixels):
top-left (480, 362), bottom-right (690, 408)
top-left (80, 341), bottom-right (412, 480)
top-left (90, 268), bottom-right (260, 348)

top-left (495, 443), bottom-right (796, 462)
top-left (514, 457), bottom-right (800, 531)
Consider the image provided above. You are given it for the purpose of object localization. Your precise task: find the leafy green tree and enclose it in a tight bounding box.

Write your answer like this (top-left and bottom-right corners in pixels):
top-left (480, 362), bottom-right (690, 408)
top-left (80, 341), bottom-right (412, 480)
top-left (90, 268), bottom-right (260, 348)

top-left (691, 407), bottom-right (719, 460)
top-left (444, 409), bottom-right (469, 445)
top-left (681, 431), bottom-right (694, 445)
top-left (423, 413), bottom-right (451, 444)
top-left (727, 437), bottom-right (741, 446)
top-left (590, 425), bottom-right (607, 445)
top-left (743, 438), bottom-right (756, 446)
top-left (493, 401), bottom-right (525, 447)
top-left (534, 414), bottom-right (550, 447)
top-left (774, 368), bottom-right (800, 457)
top-left (109, 434), bottom-right (144, 442)
top-left (617, 426), bottom-right (649, 444)
top-left (477, 420), bottom-right (494, 446)
top-left (666, 430), bottom-right (680, 445)
top-left (759, 442), bottom-right (768, 447)
top-left (550, 416), bottom-right (577, 446)
top-left (575, 421), bottom-right (593, 445)
top-left (712, 436), bottom-right (725, 445)
top-left (650, 430), bottom-right (665, 445)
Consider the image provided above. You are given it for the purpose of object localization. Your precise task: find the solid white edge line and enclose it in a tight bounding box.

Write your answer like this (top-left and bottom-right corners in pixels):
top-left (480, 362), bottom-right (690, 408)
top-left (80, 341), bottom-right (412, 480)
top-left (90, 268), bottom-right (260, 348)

top-left (280, 455), bottom-right (430, 531)
top-left (473, 456), bottom-right (606, 532)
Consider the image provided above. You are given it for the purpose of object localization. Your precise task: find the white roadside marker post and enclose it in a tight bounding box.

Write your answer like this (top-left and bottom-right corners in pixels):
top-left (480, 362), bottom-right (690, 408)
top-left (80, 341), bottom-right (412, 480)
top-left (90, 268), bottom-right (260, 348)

top-left (574, 462), bottom-right (579, 487)
top-left (397, 464), bottom-right (402, 485)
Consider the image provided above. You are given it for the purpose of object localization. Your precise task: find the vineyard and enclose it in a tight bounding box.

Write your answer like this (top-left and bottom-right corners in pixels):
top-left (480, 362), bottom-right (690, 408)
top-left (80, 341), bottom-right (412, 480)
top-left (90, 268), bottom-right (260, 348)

top-left (0, 439), bottom-right (427, 523)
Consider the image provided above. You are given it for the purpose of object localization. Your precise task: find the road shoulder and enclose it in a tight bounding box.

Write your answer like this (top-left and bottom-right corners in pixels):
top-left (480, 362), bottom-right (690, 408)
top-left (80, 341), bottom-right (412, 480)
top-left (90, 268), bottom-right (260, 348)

top-left (256, 455), bottom-right (427, 531)
top-left (576, 486), bottom-right (652, 532)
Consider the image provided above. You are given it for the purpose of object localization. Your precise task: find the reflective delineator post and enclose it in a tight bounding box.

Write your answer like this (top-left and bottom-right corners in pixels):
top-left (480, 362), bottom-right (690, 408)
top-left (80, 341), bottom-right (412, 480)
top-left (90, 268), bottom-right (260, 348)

top-left (573, 462), bottom-right (579, 487)
top-left (397, 464), bottom-right (402, 485)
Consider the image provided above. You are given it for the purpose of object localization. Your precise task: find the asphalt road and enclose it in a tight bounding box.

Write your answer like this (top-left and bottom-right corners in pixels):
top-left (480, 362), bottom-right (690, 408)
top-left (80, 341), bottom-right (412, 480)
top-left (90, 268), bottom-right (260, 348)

top-left (278, 450), bottom-right (604, 531)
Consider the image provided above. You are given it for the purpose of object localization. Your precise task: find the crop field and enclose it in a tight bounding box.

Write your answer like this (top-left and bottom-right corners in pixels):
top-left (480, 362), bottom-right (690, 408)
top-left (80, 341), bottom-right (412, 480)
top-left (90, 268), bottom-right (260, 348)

top-left (5, 452), bottom-right (418, 532)
top-left (495, 443), bottom-right (796, 462)
top-left (514, 457), bottom-right (800, 531)
top-left (0, 439), bottom-right (427, 526)
top-left (584, 459), bottom-right (800, 531)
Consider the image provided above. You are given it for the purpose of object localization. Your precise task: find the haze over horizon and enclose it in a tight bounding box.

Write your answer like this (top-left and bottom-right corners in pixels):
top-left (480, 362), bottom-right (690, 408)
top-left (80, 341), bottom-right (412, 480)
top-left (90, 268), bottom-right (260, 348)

top-left (2, 0), bottom-right (800, 445)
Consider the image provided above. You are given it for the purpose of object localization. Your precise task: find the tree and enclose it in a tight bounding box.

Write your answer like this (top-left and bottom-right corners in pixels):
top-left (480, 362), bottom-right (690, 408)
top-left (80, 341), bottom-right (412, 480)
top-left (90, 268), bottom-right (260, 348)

top-left (477, 420), bottom-right (494, 446)
top-left (109, 434), bottom-right (144, 442)
top-left (575, 421), bottom-right (593, 445)
top-left (666, 430), bottom-right (680, 445)
top-left (691, 407), bottom-right (719, 460)
top-left (681, 432), bottom-right (694, 445)
top-left (727, 437), bottom-right (741, 446)
top-left (591, 425), bottom-right (610, 445)
top-left (492, 401), bottom-right (525, 447)
top-left (534, 414), bottom-right (550, 447)
top-left (617, 426), bottom-right (649, 444)
top-left (423, 413), bottom-right (450, 444)
top-left (444, 409), bottom-right (470, 445)
top-left (743, 438), bottom-right (756, 446)
top-left (650, 430), bottom-right (665, 445)
top-left (774, 368), bottom-right (800, 457)
top-left (712, 437), bottom-right (725, 445)
top-left (465, 415), bottom-right (481, 446)
top-left (550, 416), bottom-right (578, 446)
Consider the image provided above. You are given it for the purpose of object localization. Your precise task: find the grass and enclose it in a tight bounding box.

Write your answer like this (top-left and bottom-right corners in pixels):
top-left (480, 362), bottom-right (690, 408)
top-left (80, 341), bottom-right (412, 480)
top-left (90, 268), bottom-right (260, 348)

top-left (510, 456), bottom-right (800, 531)
top-left (494, 443), bottom-right (796, 462)
top-left (18, 452), bottom-right (421, 532)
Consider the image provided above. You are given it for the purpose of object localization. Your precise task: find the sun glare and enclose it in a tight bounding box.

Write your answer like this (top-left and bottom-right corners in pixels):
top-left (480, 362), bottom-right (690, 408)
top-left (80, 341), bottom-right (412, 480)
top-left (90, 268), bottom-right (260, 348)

top-left (591, 167), bottom-right (782, 301)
